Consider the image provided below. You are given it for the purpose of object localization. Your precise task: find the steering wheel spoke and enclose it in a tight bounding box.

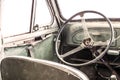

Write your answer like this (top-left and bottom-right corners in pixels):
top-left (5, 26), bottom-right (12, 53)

top-left (61, 45), bottom-right (84, 58)
top-left (93, 41), bottom-right (108, 47)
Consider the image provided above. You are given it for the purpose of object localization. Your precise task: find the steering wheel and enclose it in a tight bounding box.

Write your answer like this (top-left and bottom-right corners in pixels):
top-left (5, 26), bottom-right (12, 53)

top-left (55, 10), bottom-right (114, 66)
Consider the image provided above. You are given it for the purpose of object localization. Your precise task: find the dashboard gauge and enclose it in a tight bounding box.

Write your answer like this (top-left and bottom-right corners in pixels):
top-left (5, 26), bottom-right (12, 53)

top-left (72, 30), bottom-right (84, 44)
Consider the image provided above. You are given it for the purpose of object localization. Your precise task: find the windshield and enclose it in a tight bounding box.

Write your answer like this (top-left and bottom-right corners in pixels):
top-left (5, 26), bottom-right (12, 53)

top-left (57, 0), bottom-right (120, 19)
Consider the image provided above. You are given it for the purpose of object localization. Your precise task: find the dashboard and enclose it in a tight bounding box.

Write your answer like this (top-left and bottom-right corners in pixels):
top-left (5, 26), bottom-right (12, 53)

top-left (63, 22), bottom-right (120, 50)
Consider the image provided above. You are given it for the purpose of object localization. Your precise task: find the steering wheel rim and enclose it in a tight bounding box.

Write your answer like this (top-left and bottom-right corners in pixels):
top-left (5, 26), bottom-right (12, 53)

top-left (55, 10), bottom-right (114, 66)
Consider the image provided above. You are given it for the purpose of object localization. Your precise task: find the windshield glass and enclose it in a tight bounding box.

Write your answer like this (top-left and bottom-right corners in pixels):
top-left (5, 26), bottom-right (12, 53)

top-left (57, 0), bottom-right (120, 19)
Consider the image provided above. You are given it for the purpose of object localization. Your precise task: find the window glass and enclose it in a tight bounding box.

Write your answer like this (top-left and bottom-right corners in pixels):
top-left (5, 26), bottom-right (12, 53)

top-left (1, 0), bottom-right (32, 37)
top-left (35, 0), bottom-right (51, 26)
top-left (57, 0), bottom-right (120, 19)
top-left (1, 0), bottom-right (51, 37)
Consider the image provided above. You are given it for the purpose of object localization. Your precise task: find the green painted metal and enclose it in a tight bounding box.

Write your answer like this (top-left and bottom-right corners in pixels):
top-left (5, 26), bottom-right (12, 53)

top-left (4, 45), bottom-right (29, 56)
top-left (31, 35), bottom-right (58, 61)
top-left (4, 35), bottom-right (58, 61)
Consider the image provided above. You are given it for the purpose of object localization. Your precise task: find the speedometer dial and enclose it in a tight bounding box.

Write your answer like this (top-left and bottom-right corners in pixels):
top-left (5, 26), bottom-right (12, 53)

top-left (72, 30), bottom-right (84, 44)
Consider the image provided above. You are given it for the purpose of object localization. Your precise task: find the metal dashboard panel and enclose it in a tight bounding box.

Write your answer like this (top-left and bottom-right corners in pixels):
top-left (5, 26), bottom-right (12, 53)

top-left (63, 23), bottom-right (119, 49)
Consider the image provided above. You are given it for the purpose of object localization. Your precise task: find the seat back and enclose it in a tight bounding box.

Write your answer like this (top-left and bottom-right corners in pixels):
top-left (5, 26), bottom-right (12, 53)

top-left (1, 56), bottom-right (89, 80)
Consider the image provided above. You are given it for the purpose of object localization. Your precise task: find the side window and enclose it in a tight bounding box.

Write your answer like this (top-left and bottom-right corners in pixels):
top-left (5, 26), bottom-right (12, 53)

top-left (1, 0), bottom-right (32, 37)
top-left (35, 0), bottom-right (51, 26)
top-left (1, 0), bottom-right (52, 37)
